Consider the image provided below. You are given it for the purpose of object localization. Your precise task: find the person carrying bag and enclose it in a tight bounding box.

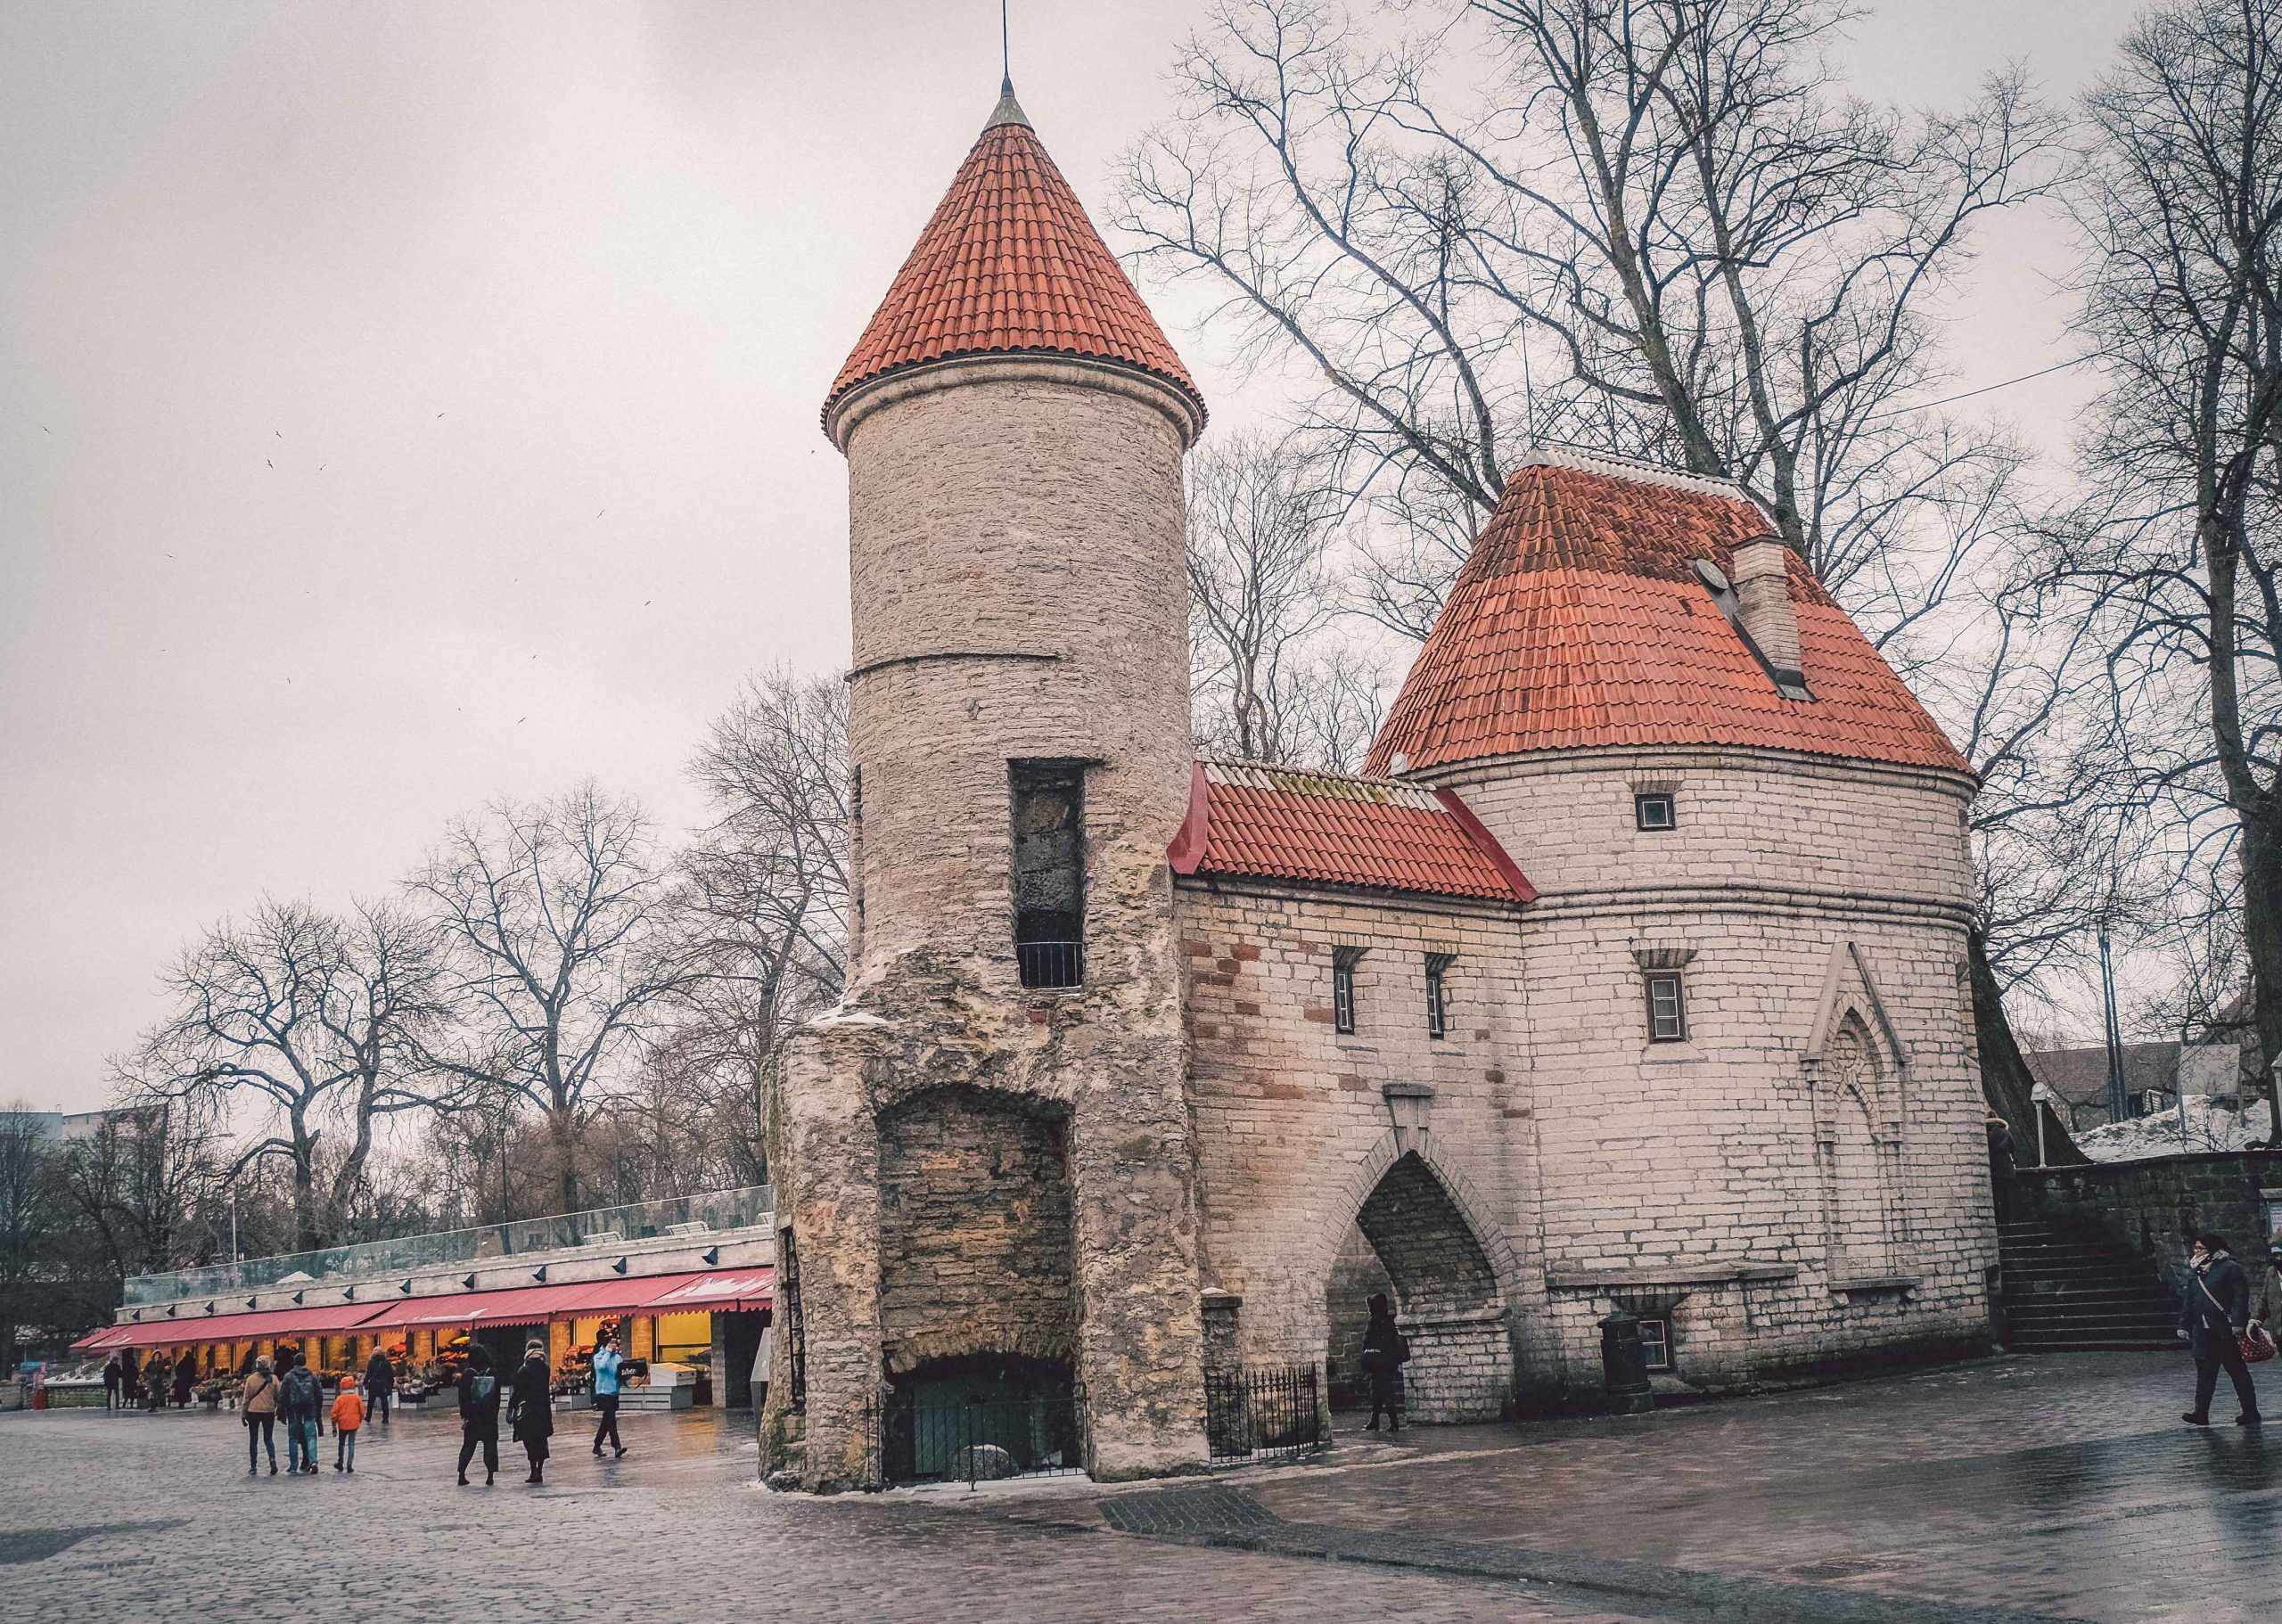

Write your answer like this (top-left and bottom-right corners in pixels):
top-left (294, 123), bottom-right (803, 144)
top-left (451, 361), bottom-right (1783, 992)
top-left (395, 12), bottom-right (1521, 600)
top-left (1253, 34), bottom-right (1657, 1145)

top-left (2179, 1233), bottom-right (2265, 1427)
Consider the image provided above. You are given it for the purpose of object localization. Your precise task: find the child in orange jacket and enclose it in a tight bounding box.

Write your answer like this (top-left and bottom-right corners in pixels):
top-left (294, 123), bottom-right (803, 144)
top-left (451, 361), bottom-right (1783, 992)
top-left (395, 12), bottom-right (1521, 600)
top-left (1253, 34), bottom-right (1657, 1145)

top-left (331, 1375), bottom-right (365, 1473)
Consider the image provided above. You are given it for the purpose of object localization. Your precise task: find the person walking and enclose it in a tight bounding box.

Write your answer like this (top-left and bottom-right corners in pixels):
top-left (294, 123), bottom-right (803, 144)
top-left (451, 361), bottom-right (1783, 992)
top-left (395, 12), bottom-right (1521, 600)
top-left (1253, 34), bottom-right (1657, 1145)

top-left (2179, 1233), bottom-right (2263, 1427)
top-left (172, 1354), bottom-right (196, 1409)
top-left (508, 1340), bottom-right (554, 1485)
top-left (141, 1352), bottom-right (166, 1413)
top-left (102, 1354), bottom-right (122, 1413)
top-left (331, 1374), bottom-right (365, 1472)
top-left (364, 1345), bottom-right (395, 1427)
top-left (242, 1356), bottom-right (282, 1475)
top-left (590, 1332), bottom-right (628, 1459)
top-left (280, 1351), bottom-right (324, 1472)
top-left (121, 1353), bottom-right (143, 1411)
top-left (456, 1345), bottom-right (502, 1487)
top-left (2250, 1242), bottom-right (2281, 1335)
top-left (1359, 1292), bottom-right (1409, 1433)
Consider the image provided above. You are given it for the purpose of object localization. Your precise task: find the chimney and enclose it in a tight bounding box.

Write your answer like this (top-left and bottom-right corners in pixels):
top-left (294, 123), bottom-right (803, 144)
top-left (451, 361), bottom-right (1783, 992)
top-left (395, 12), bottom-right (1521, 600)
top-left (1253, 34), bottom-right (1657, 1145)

top-left (1728, 535), bottom-right (1803, 681)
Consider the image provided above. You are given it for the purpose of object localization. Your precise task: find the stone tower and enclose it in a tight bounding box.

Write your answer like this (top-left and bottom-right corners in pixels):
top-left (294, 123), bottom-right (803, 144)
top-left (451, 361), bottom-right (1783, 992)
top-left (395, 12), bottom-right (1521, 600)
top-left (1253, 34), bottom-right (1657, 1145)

top-left (759, 82), bottom-right (1212, 1490)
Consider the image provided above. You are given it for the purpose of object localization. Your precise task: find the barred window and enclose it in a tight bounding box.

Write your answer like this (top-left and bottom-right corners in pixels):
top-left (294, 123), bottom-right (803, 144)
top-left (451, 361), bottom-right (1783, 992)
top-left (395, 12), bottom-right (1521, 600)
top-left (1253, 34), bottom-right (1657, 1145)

top-left (778, 1227), bottom-right (807, 1411)
top-left (1332, 947), bottom-right (1364, 1036)
top-left (1646, 972), bottom-right (1687, 1042)
top-left (1425, 953), bottom-right (1457, 1040)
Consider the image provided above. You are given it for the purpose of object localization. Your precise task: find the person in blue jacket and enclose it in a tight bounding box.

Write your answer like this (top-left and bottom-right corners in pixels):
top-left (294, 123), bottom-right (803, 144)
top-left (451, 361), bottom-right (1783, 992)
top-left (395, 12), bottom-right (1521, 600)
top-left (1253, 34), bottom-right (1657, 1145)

top-left (590, 1331), bottom-right (628, 1459)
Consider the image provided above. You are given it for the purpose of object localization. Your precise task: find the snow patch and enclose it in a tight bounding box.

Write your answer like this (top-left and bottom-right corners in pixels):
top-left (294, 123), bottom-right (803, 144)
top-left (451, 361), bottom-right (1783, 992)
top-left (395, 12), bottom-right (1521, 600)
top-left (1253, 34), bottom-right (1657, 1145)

top-left (2075, 1097), bottom-right (2273, 1162)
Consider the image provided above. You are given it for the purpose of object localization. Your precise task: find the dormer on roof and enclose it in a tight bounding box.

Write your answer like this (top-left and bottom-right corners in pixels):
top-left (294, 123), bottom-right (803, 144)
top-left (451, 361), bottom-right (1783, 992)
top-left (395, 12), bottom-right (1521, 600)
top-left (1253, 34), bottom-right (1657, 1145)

top-left (823, 80), bottom-right (1205, 447)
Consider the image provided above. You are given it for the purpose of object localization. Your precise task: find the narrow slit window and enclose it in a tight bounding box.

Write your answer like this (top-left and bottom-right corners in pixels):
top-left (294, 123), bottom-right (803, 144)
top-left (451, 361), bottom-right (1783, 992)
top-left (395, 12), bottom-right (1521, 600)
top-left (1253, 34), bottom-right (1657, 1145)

top-left (1425, 953), bottom-right (1457, 1040)
top-left (1635, 792), bottom-right (1676, 831)
top-left (1333, 947), bottom-right (1364, 1036)
top-left (1010, 760), bottom-right (1085, 989)
top-left (1646, 972), bottom-right (1687, 1042)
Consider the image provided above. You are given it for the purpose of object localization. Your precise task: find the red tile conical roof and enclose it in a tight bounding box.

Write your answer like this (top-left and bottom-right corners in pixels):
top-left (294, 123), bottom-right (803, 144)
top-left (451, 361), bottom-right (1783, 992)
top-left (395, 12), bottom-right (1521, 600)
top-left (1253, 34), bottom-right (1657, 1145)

top-left (824, 86), bottom-right (1203, 430)
top-left (1366, 450), bottom-right (1972, 778)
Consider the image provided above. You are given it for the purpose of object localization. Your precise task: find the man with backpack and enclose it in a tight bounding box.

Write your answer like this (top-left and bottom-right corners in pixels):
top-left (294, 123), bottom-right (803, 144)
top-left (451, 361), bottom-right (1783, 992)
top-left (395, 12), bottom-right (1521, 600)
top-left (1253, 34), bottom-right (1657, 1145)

top-left (456, 1344), bottom-right (502, 1486)
top-left (278, 1351), bottom-right (324, 1473)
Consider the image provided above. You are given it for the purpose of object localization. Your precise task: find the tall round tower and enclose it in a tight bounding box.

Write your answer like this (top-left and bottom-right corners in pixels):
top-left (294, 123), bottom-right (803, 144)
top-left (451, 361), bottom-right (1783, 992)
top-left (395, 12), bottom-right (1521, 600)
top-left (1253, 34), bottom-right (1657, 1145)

top-left (762, 82), bottom-right (1212, 1491)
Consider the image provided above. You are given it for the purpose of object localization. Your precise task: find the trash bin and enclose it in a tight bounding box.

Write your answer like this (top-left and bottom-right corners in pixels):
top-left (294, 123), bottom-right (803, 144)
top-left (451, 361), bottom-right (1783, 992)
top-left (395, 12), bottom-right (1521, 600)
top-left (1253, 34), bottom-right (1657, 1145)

top-left (1597, 1311), bottom-right (1654, 1415)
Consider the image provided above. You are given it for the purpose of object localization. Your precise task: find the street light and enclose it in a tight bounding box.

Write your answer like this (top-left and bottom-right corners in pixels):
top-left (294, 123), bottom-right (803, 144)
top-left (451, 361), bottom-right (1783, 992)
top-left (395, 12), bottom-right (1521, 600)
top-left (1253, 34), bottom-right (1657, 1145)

top-left (2029, 1081), bottom-right (2055, 1168)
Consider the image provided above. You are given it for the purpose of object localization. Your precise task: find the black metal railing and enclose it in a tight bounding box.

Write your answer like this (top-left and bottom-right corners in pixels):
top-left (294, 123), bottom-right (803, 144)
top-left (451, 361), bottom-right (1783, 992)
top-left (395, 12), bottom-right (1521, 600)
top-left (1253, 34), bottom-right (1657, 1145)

top-left (882, 1383), bottom-right (1088, 1487)
top-left (1204, 1363), bottom-right (1325, 1466)
top-left (1017, 939), bottom-right (1084, 990)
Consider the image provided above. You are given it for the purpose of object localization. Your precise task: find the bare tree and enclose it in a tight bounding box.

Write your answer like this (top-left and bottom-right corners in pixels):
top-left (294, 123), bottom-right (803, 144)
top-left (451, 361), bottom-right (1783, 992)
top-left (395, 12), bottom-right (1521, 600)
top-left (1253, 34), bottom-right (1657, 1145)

top-left (414, 783), bottom-right (686, 1217)
top-left (1117, 0), bottom-right (2064, 644)
top-left (671, 672), bottom-right (851, 1185)
top-left (1188, 430), bottom-right (1388, 769)
top-left (0, 1107), bottom-right (70, 1366)
top-left (135, 898), bottom-right (439, 1251)
top-left (2055, 0), bottom-right (2282, 1131)
top-left (62, 1095), bottom-right (230, 1283)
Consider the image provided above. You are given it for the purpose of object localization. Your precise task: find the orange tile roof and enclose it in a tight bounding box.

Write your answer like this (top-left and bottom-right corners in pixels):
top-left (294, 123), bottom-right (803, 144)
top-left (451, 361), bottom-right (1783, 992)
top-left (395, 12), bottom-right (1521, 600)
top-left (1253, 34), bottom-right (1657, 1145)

top-left (1366, 452), bottom-right (1972, 777)
top-left (1169, 761), bottom-right (1535, 904)
top-left (825, 89), bottom-right (1203, 425)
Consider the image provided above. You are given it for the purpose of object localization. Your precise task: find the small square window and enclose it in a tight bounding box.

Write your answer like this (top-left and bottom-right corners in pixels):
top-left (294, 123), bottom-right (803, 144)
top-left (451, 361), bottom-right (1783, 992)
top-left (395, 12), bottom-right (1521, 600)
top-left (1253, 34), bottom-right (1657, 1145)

top-left (1332, 947), bottom-right (1364, 1036)
top-left (1637, 1316), bottom-right (1672, 1372)
top-left (1645, 972), bottom-right (1687, 1042)
top-left (1425, 953), bottom-right (1457, 1040)
top-left (1635, 792), bottom-right (1676, 831)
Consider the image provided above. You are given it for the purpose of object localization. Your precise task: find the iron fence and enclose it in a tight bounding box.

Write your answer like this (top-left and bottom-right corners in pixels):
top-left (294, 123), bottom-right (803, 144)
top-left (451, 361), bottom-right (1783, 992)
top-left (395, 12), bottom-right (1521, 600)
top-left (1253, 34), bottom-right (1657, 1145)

top-left (1204, 1362), bottom-right (1325, 1465)
top-left (1017, 939), bottom-right (1084, 990)
top-left (880, 1382), bottom-right (1088, 1487)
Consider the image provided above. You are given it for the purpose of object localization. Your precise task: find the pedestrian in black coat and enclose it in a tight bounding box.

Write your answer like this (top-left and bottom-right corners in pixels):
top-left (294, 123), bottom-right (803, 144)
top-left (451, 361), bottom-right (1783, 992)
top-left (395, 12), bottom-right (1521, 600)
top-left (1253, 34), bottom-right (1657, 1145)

top-left (101, 1355), bottom-right (122, 1413)
top-left (1359, 1292), bottom-right (1409, 1433)
top-left (171, 1355), bottom-right (196, 1408)
top-left (507, 1341), bottom-right (554, 1485)
top-left (2179, 1233), bottom-right (2263, 1426)
top-left (364, 1347), bottom-right (395, 1426)
top-left (456, 1345), bottom-right (503, 1487)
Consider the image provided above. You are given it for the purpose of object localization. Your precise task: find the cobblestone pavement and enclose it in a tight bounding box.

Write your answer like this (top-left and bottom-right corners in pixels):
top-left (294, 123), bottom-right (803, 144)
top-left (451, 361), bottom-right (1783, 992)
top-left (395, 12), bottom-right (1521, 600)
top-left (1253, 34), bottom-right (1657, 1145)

top-left (3, 1351), bottom-right (2273, 1622)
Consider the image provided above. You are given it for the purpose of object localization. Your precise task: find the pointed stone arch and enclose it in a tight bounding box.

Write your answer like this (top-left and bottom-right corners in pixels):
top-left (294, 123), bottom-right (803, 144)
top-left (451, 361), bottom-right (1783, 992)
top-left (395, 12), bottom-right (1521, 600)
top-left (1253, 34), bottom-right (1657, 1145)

top-left (1809, 1003), bottom-right (1908, 1285)
top-left (1309, 1133), bottom-right (1517, 1423)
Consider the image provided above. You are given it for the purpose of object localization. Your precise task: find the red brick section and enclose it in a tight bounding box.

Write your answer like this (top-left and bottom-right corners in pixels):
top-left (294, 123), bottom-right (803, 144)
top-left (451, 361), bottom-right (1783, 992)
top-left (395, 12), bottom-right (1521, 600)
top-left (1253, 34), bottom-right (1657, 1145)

top-left (1366, 458), bottom-right (1973, 776)
top-left (1168, 761), bottom-right (1535, 904)
top-left (825, 112), bottom-right (1203, 423)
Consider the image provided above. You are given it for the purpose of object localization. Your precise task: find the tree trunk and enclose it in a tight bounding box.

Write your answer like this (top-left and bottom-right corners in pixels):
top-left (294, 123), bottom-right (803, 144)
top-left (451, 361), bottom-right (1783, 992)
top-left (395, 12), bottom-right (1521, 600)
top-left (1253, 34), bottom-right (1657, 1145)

top-left (2236, 808), bottom-right (2282, 1144)
top-left (548, 1108), bottom-right (579, 1218)
top-left (1969, 930), bottom-right (2087, 1166)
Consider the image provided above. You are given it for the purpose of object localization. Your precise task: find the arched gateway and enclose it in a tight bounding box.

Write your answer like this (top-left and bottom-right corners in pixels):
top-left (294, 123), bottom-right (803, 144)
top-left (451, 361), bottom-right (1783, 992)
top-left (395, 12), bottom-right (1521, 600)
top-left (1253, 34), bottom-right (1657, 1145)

top-left (1326, 1150), bottom-right (1515, 1423)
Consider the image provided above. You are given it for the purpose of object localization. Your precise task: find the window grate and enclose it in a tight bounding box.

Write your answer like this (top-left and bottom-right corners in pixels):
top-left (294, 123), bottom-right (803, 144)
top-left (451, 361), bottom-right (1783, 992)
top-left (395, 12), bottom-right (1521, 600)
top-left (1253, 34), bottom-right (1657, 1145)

top-left (1646, 972), bottom-right (1687, 1042)
top-left (1425, 952), bottom-right (1457, 1040)
top-left (1017, 939), bottom-right (1085, 990)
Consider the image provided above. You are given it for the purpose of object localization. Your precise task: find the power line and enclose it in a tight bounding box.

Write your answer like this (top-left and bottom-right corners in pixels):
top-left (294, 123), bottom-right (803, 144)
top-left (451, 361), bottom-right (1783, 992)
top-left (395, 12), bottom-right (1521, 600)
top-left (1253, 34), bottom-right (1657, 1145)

top-left (1859, 356), bottom-right (2089, 421)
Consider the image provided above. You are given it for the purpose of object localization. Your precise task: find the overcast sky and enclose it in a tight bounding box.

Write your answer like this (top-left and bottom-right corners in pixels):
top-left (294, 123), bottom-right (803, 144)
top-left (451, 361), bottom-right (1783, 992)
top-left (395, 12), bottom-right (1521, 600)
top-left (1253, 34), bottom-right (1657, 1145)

top-left (2, 1), bottom-right (2147, 1112)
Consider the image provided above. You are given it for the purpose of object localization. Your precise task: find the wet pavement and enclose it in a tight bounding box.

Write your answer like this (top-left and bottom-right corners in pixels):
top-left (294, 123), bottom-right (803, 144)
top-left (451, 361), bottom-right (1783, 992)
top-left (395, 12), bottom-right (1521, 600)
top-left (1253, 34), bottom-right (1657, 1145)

top-left (2, 1351), bottom-right (2274, 1622)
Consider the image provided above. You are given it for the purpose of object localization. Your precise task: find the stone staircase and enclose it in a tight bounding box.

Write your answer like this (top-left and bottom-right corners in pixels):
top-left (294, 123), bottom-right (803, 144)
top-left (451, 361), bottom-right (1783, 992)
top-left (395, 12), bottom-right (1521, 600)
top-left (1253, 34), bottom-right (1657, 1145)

top-left (1997, 1216), bottom-right (2182, 1352)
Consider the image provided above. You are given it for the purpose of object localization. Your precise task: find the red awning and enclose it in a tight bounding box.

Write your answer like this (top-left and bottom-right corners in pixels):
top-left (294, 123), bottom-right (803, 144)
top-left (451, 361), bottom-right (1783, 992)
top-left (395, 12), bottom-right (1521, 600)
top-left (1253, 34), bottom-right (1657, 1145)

top-left (74, 1301), bottom-right (389, 1353)
top-left (639, 1267), bottom-right (772, 1311)
top-left (74, 1267), bottom-right (774, 1350)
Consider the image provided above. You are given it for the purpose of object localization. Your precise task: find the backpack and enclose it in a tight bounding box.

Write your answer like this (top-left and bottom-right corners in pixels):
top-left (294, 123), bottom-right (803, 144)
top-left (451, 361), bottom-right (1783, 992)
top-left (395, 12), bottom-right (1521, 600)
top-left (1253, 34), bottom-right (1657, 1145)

top-left (470, 1374), bottom-right (497, 1406)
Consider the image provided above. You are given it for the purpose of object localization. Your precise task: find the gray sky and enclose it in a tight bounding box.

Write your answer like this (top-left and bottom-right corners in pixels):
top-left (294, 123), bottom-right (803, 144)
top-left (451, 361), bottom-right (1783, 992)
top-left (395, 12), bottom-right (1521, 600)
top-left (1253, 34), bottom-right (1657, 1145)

top-left (2, 1), bottom-right (2144, 1111)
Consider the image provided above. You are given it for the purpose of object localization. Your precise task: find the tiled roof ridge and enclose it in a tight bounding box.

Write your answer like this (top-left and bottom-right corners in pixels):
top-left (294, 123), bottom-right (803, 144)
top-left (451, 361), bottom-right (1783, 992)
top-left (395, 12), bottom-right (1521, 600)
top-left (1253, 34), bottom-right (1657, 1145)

top-left (825, 94), bottom-right (1203, 430)
top-left (1199, 757), bottom-right (1441, 808)
top-left (1517, 443), bottom-right (1769, 508)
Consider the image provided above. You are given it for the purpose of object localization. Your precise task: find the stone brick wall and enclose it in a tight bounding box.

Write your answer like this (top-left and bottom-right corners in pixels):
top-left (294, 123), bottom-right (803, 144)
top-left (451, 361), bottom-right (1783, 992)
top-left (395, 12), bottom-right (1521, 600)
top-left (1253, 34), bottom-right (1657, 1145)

top-left (1178, 735), bottom-right (1998, 1413)
top-left (876, 1087), bottom-right (1076, 1376)
top-left (2012, 1152), bottom-right (2282, 1301)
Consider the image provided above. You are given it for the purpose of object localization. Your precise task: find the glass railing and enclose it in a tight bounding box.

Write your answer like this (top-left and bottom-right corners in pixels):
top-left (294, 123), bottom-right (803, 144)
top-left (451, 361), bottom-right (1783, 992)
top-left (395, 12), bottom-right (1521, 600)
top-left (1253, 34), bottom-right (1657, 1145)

top-left (124, 1184), bottom-right (774, 1306)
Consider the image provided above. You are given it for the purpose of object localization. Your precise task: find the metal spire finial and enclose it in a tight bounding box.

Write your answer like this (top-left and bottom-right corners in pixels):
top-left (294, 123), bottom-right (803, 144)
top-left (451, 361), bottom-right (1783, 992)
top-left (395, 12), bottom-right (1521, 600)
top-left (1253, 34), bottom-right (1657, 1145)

top-left (985, 1), bottom-right (1030, 130)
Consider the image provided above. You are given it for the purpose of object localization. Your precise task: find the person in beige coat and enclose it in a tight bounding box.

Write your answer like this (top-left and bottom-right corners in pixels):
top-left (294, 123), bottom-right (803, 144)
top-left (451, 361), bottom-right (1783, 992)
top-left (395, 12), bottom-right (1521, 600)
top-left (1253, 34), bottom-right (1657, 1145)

top-left (241, 1357), bottom-right (281, 1475)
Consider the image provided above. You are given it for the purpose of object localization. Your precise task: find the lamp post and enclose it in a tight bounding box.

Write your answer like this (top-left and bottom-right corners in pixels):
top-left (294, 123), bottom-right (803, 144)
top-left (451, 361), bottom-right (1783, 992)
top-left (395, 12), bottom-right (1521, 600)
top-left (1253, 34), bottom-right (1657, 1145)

top-left (2030, 1082), bottom-right (2055, 1168)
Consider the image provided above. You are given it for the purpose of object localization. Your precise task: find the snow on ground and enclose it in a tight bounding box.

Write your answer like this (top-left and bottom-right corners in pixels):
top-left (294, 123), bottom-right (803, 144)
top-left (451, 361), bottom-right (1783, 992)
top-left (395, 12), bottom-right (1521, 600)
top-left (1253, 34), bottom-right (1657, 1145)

top-left (2075, 1096), bottom-right (2273, 1161)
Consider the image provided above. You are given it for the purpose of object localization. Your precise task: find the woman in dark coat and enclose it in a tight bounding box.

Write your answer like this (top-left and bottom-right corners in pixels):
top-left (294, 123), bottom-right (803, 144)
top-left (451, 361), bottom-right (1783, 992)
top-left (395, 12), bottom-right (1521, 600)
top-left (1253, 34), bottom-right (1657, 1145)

top-left (171, 1353), bottom-right (196, 1408)
top-left (507, 1340), bottom-right (554, 1485)
top-left (2180, 1233), bottom-right (2263, 1426)
top-left (1359, 1292), bottom-right (1409, 1433)
top-left (456, 1344), bottom-right (503, 1486)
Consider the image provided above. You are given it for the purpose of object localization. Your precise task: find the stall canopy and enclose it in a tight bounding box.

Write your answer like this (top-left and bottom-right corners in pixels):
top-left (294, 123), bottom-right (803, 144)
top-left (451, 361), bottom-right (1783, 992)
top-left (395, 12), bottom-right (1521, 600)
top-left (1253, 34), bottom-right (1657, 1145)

top-left (70, 1267), bottom-right (772, 1354)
